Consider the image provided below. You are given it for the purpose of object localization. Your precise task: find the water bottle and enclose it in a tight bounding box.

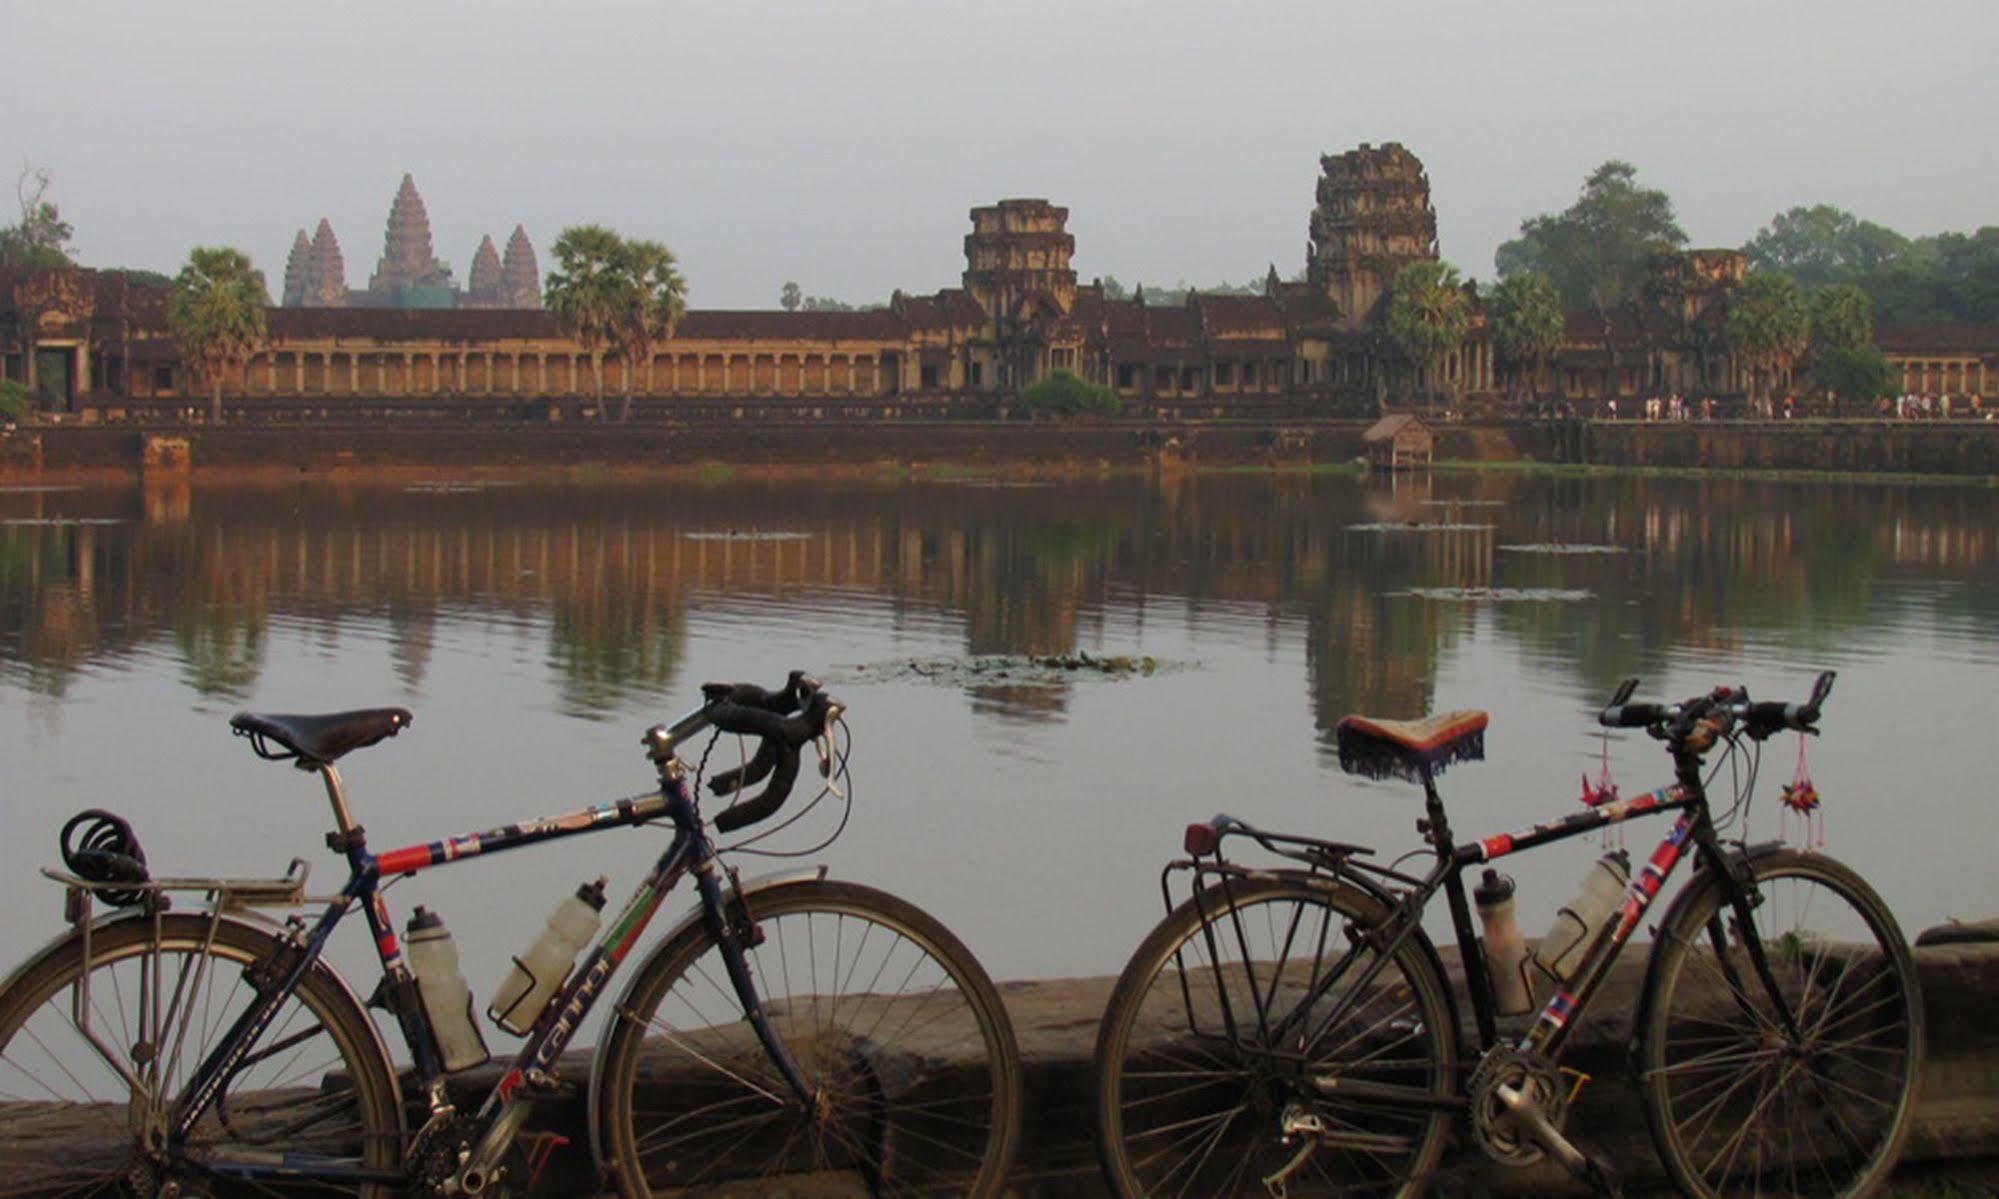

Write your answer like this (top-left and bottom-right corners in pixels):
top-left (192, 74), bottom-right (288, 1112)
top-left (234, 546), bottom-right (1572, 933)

top-left (405, 907), bottom-right (489, 1072)
top-left (1535, 850), bottom-right (1631, 982)
top-left (1473, 870), bottom-right (1533, 1015)
top-left (488, 877), bottom-right (607, 1035)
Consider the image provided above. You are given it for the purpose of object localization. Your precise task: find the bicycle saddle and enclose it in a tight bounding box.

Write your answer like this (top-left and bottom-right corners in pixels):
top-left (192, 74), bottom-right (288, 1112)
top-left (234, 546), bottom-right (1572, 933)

top-left (1336, 709), bottom-right (1487, 783)
top-left (231, 708), bottom-right (414, 768)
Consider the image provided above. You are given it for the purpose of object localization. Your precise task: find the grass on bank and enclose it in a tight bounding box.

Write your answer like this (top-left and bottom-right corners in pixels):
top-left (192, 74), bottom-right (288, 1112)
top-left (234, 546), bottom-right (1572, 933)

top-left (1429, 459), bottom-right (1999, 488)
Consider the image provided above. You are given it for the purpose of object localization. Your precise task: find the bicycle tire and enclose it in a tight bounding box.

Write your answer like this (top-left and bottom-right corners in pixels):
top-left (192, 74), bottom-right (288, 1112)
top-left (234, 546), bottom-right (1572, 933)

top-left (596, 879), bottom-right (1022, 1197)
top-left (1094, 875), bottom-right (1457, 1198)
top-left (0, 912), bottom-right (402, 1197)
top-left (1640, 849), bottom-right (1923, 1199)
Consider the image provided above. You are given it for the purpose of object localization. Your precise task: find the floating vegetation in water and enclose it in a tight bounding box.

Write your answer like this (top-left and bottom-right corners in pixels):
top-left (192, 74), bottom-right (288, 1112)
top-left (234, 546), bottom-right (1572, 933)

top-left (0, 485), bottom-right (83, 494)
top-left (1498, 543), bottom-right (1628, 555)
top-left (1423, 499), bottom-right (1508, 507)
top-left (403, 480), bottom-right (516, 494)
top-left (928, 478), bottom-right (1055, 489)
top-left (833, 651), bottom-right (1172, 688)
top-left (682, 530), bottom-right (814, 542)
top-left (1348, 522), bottom-right (1497, 533)
top-left (1396, 586), bottom-right (1594, 603)
top-left (0, 517), bottom-right (127, 527)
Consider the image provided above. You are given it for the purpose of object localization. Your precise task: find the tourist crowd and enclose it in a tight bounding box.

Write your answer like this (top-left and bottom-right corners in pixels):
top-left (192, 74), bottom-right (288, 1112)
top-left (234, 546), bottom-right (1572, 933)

top-left (1595, 393), bottom-right (1993, 421)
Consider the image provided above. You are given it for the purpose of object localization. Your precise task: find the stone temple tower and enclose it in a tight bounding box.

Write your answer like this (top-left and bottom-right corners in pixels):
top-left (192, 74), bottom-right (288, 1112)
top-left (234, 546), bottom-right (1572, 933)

top-left (307, 219), bottom-right (346, 306)
top-left (500, 225), bottom-right (541, 308)
top-left (368, 173), bottom-right (451, 302)
top-left (1307, 143), bottom-right (1439, 329)
top-left (963, 199), bottom-right (1077, 322)
top-left (466, 235), bottom-right (503, 307)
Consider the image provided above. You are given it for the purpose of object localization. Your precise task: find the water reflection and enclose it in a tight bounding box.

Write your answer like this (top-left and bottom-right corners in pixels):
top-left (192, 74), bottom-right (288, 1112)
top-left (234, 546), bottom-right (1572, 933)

top-left (3, 475), bottom-right (1997, 736)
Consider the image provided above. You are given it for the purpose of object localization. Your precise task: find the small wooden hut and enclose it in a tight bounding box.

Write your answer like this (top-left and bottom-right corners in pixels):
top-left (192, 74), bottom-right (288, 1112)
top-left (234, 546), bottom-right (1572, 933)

top-left (1362, 414), bottom-right (1434, 471)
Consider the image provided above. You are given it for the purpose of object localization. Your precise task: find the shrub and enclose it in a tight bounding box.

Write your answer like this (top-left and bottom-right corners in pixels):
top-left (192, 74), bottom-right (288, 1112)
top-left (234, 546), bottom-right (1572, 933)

top-left (1020, 368), bottom-right (1119, 416)
top-left (0, 379), bottom-right (31, 421)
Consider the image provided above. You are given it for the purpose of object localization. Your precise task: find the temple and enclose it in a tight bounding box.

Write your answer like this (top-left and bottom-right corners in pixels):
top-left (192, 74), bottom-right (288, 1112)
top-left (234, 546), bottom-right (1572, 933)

top-left (3, 145), bottom-right (1994, 415)
top-left (275, 175), bottom-right (541, 311)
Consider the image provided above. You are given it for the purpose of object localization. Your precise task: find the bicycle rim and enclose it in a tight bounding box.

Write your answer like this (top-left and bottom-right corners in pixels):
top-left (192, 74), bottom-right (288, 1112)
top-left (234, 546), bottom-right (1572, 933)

top-left (599, 880), bottom-right (1021, 1197)
top-left (1095, 877), bottom-right (1454, 1199)
top-left (0, 913), bottom-right (401, 1198)
top-left (1642, 851), bottom-right (1923, 1199)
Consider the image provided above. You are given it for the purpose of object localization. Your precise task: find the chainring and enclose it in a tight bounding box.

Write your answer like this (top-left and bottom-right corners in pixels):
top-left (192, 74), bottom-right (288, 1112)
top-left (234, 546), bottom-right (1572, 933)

top-left (1468, 1045), bottom-right (1568, 1167)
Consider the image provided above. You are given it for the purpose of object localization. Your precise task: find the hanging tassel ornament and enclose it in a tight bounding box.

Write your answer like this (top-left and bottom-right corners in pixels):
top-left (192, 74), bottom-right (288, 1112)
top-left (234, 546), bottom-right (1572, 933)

top-left (1779, 733), bottom-right (1824, 848)
top-left (1581, 732), bottom-right (1624, 849)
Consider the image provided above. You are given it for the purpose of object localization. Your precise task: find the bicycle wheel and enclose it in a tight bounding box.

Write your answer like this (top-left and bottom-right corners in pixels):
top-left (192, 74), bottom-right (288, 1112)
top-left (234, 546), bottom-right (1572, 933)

top-left (1640, 850), bottom-right (1923, 1199)
top-left (1094, 875), bottom-right (1456, 1199)
top-left (596, 879), bottom-right (1022, 1197)
top-left (0, 912), bottom-right (402, 1197)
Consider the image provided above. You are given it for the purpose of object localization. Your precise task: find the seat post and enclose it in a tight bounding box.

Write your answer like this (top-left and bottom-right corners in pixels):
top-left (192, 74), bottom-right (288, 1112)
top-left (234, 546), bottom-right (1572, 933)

top-left (316, 764), bottom-right (362, 846)
top-left (1419, 768), bottom-right (1453, 853)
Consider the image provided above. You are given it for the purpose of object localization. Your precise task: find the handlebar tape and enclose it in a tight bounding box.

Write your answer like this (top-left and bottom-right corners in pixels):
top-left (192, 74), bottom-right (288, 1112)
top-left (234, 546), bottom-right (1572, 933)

top-left (705, 691), bottom-right (836, 835)
top-left (1599, 701), bottom-right (1666, 729)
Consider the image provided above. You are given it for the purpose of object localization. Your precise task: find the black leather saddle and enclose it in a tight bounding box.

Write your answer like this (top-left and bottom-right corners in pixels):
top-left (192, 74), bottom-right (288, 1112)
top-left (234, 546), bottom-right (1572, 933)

top-left (231, 708), bottom-right (414, 768)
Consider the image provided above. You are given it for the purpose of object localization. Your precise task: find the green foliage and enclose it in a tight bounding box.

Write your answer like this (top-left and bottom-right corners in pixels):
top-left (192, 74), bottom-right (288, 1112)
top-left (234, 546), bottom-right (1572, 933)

top-left (0, 165), bottom-right (76, 272)
top-left (779, 281), bottom-right (801, 311)
top-left (1020, 368), bottom-right (1119, 415)
top-left (800, 294), bottom-right (855, 312)
top-left (101, 268), bottom-right (173, 290)
top-left (1745, 205), bottom-right (1910, 292)
top-left (1486, 273), bottom-right (1564, 398)
top-left (167, 246), bottom-right (268, 423)
top-left (1725, 270), bottom-right (1810, 404)
top-left (1495, 161), bottom-right (1687, 314)
top-left (0, 378), bottom-right (30, 420)
top-left (545, 224), bottom-right (627, 400)
top-left (1809, 344), bottom-right (1895, 410)
top-left (1809, 283), bottom-right (1873, 353)
top-left (1386, 260), bottom-right (1470, 402)
top-left (612, 238), bottom-right (687, 419)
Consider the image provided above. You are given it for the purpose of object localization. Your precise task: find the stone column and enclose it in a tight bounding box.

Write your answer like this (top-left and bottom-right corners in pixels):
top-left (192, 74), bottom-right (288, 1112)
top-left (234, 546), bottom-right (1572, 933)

top-left (294, 353), bottom-right (305, 394)
top-left (266, 354), bottom-right (278, 393)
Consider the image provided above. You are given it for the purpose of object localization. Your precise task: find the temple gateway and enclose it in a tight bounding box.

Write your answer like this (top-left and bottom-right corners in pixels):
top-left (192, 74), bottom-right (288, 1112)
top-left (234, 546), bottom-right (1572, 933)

top-left (2, 144), bottom-right (1993, 416)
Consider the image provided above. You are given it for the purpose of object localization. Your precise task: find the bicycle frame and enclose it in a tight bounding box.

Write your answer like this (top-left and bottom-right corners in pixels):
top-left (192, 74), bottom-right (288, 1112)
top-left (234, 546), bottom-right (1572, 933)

top-left (1178, 749), bottom-right (1750, 1101)
top-left (165, 752), bottom-right (812, 1190)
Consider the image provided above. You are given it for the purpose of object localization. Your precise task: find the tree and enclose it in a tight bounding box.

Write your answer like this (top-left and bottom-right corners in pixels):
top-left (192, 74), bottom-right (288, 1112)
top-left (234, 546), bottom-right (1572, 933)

top-left (1495, 162), bottom-right (1686, 367)
top-left (1020, 368), bottom-right (1119, 416)
top-left (0, 164), bottom-right (76, 272)
top-left (0, 378), bottom-right (30, 422)
top-left (779, 281), bottom-right (801, 311)
top-left (1744, 205), bottom-right (1910, 293)
top-left (1809, 345), bottom-right (1894, 417)
top-left (1386, 260), bottom-right (1471, 410)
top-left (1725, 270), bottom-right (1810, 414)
top-left (545, 224), bottom-right (627, 407)
top-left (1486, 273), bottom-right (1564, 403)
top-left (1808, 283), bottom-right (1873, 354)
top-left (167, 246), bottom-right (268, 424)
top-left (610, 238), bottom-right (687, 422)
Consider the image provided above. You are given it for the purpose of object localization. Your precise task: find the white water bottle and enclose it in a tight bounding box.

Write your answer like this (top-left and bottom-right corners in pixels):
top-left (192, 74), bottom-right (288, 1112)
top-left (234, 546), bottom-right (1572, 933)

top-left (488, 878), bottom-right (607, 1035)
top-left (1535, 850), bottom-right (1631, 982)
top-left (406, 907), bottom-right (490, 1073)
top-left (1474, 870), bottom-right (1533, 1015)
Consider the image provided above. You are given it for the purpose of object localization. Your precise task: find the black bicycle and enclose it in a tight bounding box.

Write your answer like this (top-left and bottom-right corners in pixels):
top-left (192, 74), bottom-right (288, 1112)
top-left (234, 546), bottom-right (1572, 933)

top-left (0, 672), bottom-right (1022, 1196)
top-left (1093, 672), bottom-right (1923, 1197)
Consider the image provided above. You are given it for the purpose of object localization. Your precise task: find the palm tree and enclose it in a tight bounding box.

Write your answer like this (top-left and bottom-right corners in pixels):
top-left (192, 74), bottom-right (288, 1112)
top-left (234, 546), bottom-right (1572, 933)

top-left (167, 246), bottom-right (268, 424)
top-left (1726, 271), bottom-right (1810, 416)
top-left (1487, 272), bottom-right (1563, 406)
top-left (611, 239), bottom-right (687, 422)
top-left (1386, 260), bottom-right (1471, 411)
top-left (545, 224), bottom-right (627, 409)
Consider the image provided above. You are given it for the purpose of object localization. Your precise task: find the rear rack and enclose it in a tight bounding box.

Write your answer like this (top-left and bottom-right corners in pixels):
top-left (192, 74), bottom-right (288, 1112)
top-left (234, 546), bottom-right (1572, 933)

top-left (42, 858), bottom-right (318, 921)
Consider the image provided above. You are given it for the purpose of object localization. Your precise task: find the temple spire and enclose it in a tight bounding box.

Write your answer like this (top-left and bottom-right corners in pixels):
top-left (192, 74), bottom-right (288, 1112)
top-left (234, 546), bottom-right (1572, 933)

top-left (467, 234), bottom-right (503, 306)
top-left (500, 224), bottom-right (541, 308)
top-left (308, 218), bottom-right (346, 306)
top-left (369, 173), bottom-right (446, 297)
top-left (281, 230), bottom-right (311, 307)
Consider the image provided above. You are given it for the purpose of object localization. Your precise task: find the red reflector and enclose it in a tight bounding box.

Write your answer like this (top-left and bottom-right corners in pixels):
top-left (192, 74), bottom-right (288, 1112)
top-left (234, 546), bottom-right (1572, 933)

top-left (1184, 822), bottom-right (1220, 856)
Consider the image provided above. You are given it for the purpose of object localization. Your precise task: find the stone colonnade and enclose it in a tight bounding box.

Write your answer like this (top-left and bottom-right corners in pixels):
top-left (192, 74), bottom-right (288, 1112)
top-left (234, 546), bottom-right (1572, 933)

top-left (236, 345), bottom-right (898, 399)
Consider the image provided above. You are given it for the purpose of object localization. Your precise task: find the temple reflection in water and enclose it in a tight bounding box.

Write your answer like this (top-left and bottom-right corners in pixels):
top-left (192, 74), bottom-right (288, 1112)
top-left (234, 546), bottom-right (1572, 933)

top-left (3, 475), bottom-right (1996, 746)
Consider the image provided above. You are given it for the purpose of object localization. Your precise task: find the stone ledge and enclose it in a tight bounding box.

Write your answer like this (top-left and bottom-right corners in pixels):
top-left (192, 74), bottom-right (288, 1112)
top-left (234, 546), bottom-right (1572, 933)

top-left (4, 943), bottom-right (1993, 1195)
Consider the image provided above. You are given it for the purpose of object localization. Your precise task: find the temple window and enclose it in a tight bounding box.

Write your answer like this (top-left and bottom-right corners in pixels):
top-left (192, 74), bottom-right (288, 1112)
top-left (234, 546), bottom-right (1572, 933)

top-left (970, 361), bottom-right (984, 387)
top-left (1116, 363), bottom-right (1136, 391)
top-left (1051, 348), bottom-right (1075, 370)
top-left (1215, 362), bottom-right (1235, 387)
top-left (920, 365), bottom-right (940, 389)
top-left (1154, 366), bottom-right (1174, 393)
top-left (1243, 361), bottom-right (1258, 387)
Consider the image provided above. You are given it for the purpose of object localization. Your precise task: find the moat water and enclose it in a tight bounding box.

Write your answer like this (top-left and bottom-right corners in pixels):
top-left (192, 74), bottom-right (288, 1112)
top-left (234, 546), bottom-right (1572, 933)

top-left (2, 472), bottom-right (1995, 1000)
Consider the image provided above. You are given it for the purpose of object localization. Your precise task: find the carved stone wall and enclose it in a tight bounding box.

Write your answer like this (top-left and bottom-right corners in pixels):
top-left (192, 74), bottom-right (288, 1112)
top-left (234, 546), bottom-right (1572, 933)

top-left (1307, 142), bottom-right (1439, 330)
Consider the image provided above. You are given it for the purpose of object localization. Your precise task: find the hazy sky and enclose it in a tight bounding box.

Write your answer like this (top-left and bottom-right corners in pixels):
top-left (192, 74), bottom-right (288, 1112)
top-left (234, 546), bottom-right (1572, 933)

top-left (6, 1), bottom-right (1995, 308)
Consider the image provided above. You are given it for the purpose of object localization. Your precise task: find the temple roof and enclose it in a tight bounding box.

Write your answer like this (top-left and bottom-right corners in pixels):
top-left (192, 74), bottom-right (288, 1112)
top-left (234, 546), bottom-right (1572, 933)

top-left (1877, 323), bottom-right (1999, 353)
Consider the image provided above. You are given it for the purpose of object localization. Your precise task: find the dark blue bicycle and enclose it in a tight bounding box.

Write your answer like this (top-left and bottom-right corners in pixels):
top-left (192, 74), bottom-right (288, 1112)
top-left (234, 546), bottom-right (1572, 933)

top-left (0, 673), bottom-right (1022, 1196)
